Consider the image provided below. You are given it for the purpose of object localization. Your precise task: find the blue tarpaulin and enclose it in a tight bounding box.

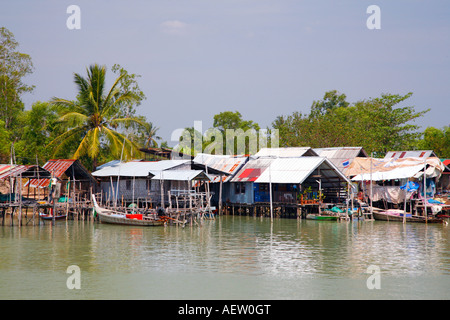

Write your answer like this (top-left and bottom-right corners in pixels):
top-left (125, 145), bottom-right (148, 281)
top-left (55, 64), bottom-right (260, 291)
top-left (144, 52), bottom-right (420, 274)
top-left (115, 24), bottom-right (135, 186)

top-left (399, 181), bottom-right (420, 192)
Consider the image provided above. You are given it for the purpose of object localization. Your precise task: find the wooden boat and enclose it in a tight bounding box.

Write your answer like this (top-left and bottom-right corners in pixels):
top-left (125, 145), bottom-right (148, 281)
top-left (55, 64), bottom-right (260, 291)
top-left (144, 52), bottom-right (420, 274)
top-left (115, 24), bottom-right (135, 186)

top-left (306, 213), bottom-right (339, 221)
top-left (92, 195), bottom-right (164, 227)
top-left (39, 213), bottom-right (67, 221)
top-left (373, 210), bottom-right (444, 223)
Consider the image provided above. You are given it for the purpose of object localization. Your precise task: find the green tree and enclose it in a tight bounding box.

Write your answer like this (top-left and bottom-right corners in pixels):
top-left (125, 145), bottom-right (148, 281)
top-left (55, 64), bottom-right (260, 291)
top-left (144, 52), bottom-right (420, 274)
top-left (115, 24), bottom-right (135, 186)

top-left (142, 121), bottom-right (162, 148)
top-left (0, 27), bottom-right (34, 131)
top-left (273, 91), bottom-right (429, 156)
top-left (213, 110), bottom-right (260, 132)
top-left (173, 111), bottom-right (262, 157)
top-left (417, 126), bottom-right (450, 158)
top-left (127, 116), bottom-right (161, 148)
top-left (14, 101), bottom-right (59, 164)
top-left (212, 111), bottom-right (260, 155)
top-left (48, 64), bottom-right (146, 170)
top-left (310, 90), bottom-right (349, 118)
top-left (0, 27), bottom-right (34, 161)
top-left (352, 93), bottom-right (429, 155)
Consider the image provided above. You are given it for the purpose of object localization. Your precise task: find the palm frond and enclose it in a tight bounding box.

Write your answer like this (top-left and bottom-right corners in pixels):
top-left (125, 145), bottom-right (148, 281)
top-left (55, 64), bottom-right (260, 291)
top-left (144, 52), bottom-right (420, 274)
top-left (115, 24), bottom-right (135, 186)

top-left (73, 131), bottom-right (91, 159)
top-left (102, 126), bottom-right (140, 159)
top-left (88, 127), bottom-right (100, 159)
top-left (109, 116), bottom-right (147, 129)
top-left (87, 65), bottom-right (106, 112)
top-left (58, 111), bottom-right (88, 127)
top-left (101, 91), bottom-right (140, 118)
top-left (103, 73), bottom-right (125, 110)
top-left (102, 126), bottom-right (123, 156)
top-left (47, 125), bottom-right (87, 157)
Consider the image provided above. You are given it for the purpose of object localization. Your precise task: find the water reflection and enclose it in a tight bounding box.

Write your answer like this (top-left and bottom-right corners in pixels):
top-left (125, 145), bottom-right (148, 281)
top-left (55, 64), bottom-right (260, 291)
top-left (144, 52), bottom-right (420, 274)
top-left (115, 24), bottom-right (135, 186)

top-left (0, 216), bottom-right (448, 299)
top-left (86, 216), bottom-right (449, 279)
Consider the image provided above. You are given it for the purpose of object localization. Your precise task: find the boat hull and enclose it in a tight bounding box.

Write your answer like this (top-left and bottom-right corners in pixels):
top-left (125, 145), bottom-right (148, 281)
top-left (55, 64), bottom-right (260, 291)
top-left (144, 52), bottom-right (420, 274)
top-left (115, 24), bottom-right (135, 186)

top-left (91, 194), bottom-right (164, 226)
top-left (373, 212), bottom-right (443, 223)
top-left (97, 212), bottom-right (164, 226)
top-left (39, 214), bottom-right (67, 221)
top-left (306, 214), bottom-right (339, 221)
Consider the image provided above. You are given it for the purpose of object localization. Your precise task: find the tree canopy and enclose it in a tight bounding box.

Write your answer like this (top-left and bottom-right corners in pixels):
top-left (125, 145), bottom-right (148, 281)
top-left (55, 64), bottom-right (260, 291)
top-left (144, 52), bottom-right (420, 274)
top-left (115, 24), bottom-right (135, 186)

top-left (273, 91), bottom-right (430, 156)
top-left (48, 64), bottom-right (147, 170)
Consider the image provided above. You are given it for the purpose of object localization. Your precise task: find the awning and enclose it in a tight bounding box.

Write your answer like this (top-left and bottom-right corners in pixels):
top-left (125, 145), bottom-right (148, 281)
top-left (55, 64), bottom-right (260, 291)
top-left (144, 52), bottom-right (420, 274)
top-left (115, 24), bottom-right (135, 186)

top-left (349, 157), bottom-right (445, 181)
top-left (351, 164), bottom-right (424, 181)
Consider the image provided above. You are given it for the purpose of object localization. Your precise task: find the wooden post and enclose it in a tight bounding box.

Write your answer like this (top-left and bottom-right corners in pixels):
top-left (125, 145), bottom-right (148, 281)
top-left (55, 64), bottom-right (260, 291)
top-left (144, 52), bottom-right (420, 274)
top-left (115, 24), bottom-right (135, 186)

top-left (269, 164), bottom-right (273, 221)
top-left (370, 152), bottom-right (373, 219)
top-left (423, 157), bottom-right (427, 223)
top-left (189, 193), bottom-right (193, 225)
top-left (18, 173), bottom-right (23, 227)
top-left (403, 187), bottom-right (407, 224)
top-left (66, 178), bottom-right (70, 221)
top-left (219, 175), bottom-right (223, 215)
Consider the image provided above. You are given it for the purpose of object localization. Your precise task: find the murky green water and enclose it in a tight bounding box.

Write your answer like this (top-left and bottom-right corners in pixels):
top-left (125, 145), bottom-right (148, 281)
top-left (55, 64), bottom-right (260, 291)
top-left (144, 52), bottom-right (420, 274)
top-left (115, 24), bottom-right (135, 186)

top-left (0, 216), bottom-right (448, 299)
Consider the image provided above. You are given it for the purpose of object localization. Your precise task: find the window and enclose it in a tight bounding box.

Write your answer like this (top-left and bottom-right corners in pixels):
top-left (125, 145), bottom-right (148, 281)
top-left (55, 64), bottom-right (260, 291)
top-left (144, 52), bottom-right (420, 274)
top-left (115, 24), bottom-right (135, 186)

top-left (235, 182), bottom-right (246, 194)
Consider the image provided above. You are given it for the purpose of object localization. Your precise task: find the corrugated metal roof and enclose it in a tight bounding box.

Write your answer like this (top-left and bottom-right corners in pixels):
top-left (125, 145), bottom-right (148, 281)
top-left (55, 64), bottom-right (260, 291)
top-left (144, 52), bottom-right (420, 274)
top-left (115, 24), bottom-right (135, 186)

top-left (43, 159), bottom-right (76, 177)
top-left (0, 165), bottom-right (49, 180)
top-left (92, 160), bottom-right (190, 177)
top-left (254, 157), bottom-right (323, 184)
top-left (255, 157), bottom-right (350, 184)
top-left (193, 153), bottom-right (247, 182)
top-left (255, 147), bottom-right (318, 158)
top-left (151, 170), bottom-right (211, 181)
top-left (230, 157), bottom-right (273, 182)
top-left (27, 159), bottom-right (95, 188)
top-left (231, 156), bottom-right (350, 186)
top-left (0, 164), bottom-right (27, 179)
top-left (313, 147), bottom-right (368, 173)
top-left (384, 150), bottom-right (437, 160)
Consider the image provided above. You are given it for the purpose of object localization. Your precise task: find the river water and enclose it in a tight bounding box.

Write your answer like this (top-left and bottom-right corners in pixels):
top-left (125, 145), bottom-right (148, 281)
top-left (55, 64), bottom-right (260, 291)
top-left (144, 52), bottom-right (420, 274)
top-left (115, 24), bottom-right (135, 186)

top-left (0, 216), bottom-right (448, 300)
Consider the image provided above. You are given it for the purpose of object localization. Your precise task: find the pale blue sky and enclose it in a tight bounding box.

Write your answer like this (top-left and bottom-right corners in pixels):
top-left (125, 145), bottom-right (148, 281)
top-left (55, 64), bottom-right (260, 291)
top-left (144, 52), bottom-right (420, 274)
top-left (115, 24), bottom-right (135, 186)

top-left (2, 0), bottom-right (449, 145)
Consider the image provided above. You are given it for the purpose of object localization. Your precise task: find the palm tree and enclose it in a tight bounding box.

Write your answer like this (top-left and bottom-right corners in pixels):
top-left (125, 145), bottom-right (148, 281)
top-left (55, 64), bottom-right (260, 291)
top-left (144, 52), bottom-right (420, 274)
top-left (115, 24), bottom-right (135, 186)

top-left (48, 64), bottom-right (145, 170)
top-left (143, 122), bottom-right (161, 148)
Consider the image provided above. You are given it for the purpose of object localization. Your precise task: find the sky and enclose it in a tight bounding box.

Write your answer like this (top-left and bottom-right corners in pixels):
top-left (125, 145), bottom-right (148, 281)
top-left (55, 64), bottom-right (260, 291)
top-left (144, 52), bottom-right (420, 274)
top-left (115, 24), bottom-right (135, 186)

top-left (2, 0), bottom-right (450, 146)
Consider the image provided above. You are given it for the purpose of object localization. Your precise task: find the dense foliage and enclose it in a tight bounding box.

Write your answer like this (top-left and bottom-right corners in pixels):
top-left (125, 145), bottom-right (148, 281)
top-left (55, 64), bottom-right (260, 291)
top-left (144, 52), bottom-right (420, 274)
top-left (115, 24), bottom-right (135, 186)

top-left (273, 90), bottom-right (434, 157)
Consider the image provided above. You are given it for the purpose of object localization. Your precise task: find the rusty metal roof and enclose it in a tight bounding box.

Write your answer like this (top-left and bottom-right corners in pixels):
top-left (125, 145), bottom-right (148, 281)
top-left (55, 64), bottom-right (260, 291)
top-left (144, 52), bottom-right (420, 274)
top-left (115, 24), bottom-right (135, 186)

top-left (193, 153), bottom-right (248, 182)
top-left (0, 164), bottom-right (50, 180)
top-left (42, 159), bottom-right (77, 178)
top-left (27, 159), bottom-right (95, 188)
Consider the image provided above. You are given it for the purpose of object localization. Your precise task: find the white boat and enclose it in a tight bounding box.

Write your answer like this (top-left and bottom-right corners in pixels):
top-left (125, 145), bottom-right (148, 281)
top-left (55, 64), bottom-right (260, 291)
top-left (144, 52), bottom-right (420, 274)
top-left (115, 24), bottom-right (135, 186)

top-left (91, 195), bottom-right (164, 226)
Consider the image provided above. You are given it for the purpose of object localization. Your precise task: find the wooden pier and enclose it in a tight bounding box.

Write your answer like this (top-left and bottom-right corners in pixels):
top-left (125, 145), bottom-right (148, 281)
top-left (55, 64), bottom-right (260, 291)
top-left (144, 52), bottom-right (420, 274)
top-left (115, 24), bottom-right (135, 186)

top-left (222, 202), bottom-right (306, 219)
